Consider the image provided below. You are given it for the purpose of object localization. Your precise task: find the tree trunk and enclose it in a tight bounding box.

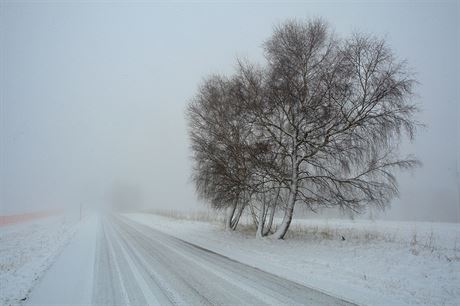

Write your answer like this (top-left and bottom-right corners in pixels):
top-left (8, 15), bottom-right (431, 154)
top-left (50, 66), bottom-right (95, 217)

top-left (256, 199), bottom-right (266, 238)
top-left (263, 204), bottom-right (276, 236)
top-left (271, 189), bottom-right (296, 239)
top-left (231, 204), bottom-right (244, 230)
top-left (271, 160), bottom-right (298, 239)
top-left (263, 187), bottom-right (280, 236)
top-left (249, 202), bottom-right (259, 228)
top-left (225, 201), bottom-right (237, 230)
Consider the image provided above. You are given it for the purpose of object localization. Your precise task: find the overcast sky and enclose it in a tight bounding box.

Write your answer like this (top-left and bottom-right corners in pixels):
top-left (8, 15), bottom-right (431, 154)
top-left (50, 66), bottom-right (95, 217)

top-left (1, 1), bottom-right (459, 222)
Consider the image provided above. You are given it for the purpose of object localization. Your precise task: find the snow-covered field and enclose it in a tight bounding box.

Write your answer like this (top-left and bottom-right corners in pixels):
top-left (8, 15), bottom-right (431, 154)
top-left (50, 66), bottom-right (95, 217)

top-left (3, 211), bottom-right (458, 305)
top-left (127, 213), bottom-right (460, 306)
top-left (0, 215), bottom-right (79, 305)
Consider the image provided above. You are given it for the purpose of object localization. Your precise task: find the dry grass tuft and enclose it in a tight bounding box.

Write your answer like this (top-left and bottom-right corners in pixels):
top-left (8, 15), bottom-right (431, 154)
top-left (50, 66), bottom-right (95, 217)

top-left (145, 209), bottom-right (223, 223)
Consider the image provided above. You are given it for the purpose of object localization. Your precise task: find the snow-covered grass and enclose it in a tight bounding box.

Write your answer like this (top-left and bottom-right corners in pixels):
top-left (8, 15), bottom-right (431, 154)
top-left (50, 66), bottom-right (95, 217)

top-left (0, 215), bottom-right (79, 305)
top-left (285, 219), bottom-right (460, 261)
top-left (126, 212), bottom-right (460, 306)
top-left (142, 208), bottom-right (223, 223)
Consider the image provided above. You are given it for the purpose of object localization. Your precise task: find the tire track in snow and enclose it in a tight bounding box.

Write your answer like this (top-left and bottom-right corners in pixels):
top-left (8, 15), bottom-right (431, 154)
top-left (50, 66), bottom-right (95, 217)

top-left (92, 214), bottom-right (355, 306)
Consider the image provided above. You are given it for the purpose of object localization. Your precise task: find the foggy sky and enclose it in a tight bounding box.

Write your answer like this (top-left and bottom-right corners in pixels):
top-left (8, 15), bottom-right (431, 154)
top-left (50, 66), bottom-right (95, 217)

top-left (1, 1), bottom-right (459, 222)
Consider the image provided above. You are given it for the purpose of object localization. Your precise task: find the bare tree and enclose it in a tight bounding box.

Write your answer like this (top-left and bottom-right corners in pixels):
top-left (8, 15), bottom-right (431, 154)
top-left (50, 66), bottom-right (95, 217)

top-left (187, 18), bottom-right (420, 239)
top-left (186, 75), bottom-right (253, 230)
top-left (261, 20), bottom-right (419, 239)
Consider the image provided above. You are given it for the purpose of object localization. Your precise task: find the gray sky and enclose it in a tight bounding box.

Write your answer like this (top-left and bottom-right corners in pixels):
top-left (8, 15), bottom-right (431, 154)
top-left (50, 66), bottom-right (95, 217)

top-left (1, 1), bottom-right (459, 222)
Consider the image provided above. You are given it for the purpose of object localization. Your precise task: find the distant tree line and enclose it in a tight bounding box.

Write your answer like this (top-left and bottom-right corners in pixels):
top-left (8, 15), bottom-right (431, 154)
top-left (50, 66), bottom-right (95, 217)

top-left (186, 19), bottom-right (420, 239)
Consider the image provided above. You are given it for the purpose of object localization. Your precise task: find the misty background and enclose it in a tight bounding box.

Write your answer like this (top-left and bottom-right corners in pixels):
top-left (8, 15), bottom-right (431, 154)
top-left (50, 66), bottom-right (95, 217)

top-left (1, 1), bottom-right (458, 222)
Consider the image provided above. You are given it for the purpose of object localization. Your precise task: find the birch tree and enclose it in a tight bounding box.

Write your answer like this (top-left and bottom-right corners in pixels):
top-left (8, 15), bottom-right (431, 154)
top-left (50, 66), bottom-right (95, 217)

top-left (187, 75), bottom-right (252, 230)
top-left (187, 18), bottom-right (420, 239)
top-left (261, 20), bottom-right (419, 239)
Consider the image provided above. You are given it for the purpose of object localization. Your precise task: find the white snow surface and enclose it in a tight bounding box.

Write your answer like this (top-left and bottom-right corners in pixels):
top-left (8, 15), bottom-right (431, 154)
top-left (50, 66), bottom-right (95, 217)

top-left (26, 214), bottom-right (98, 305)
top-left (0, 214), bottom-right (79, 305)
top-left (90, 215), bottom-right (349, 305)
top-left (126, 213), bottom-right (460, 306)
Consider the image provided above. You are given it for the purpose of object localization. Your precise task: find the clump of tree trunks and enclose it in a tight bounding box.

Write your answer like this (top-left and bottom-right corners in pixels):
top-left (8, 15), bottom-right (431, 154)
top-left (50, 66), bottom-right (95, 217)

top-left (186, 19), bottom-right (420, 239)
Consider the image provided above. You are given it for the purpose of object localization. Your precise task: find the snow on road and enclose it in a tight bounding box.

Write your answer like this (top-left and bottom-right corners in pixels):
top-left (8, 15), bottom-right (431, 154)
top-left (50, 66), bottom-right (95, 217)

top-left (0, 215), bottom-right (78, 305)
top-left (93, 215), bottom-right (353, 305)
top-left (127, 213), bottom-right (460, 306)
top-left (7, 212), bottom-right (458, 305)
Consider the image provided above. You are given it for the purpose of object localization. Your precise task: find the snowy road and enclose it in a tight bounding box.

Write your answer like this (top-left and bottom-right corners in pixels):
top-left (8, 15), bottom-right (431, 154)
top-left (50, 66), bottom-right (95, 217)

top-left (93, 215), bottom-right (353, 305)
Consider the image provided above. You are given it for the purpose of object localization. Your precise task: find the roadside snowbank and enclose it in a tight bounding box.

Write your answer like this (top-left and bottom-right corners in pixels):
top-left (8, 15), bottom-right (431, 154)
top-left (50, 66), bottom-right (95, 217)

top-left (126, 213), bottom-right (460, 306)
top-left (0, 215), bottom-right (79, 305)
